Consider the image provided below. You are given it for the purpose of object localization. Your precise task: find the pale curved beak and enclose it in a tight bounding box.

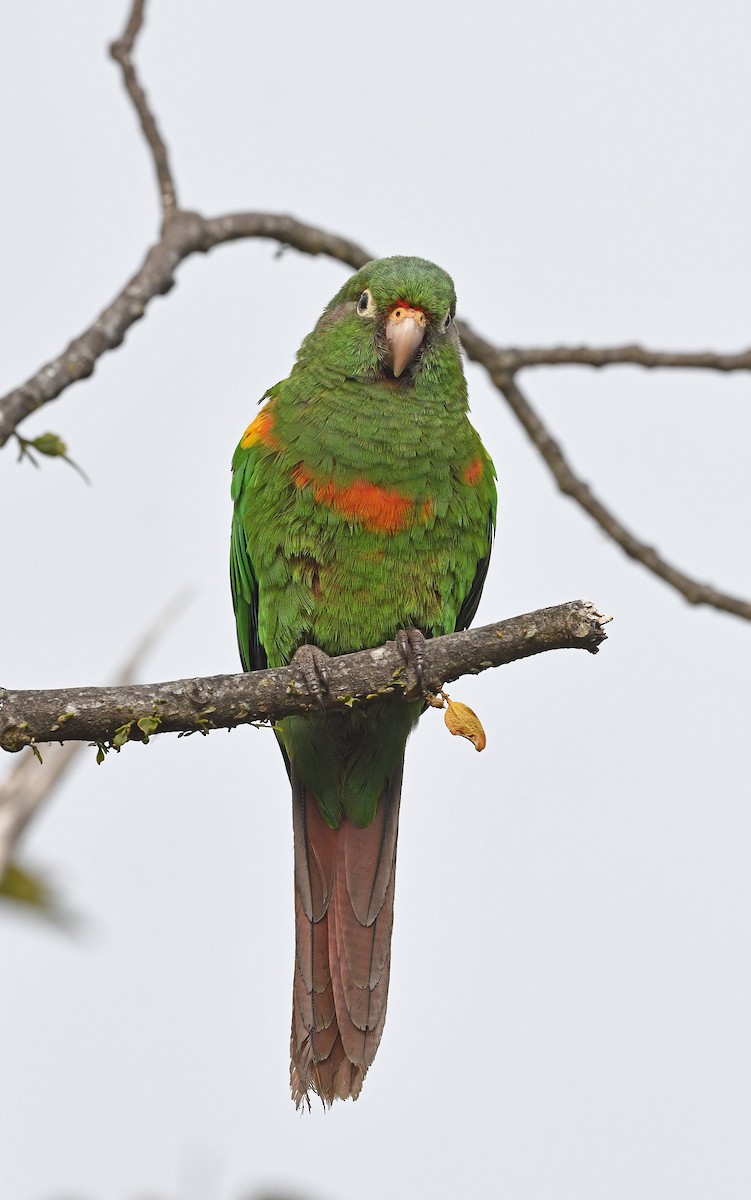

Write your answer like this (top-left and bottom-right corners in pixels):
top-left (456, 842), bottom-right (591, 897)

top-left (385, 307), bottom-right (427, 377)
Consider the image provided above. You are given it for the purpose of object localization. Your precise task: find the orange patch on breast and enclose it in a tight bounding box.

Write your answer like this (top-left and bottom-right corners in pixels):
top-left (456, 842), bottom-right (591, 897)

top-left (291, 463), bottom-right (426, 534)
top-left (241, 405), bottom-right (279, 450)
top-left (291, 464), bottom-right (312, 488)
top-left (324, 479), bottom-right (415, 533)
top-left (463, 457), bottom-right (484, 485)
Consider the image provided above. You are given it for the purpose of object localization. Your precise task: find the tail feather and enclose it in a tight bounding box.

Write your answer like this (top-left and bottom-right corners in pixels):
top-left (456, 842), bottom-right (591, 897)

top-left (293, 891), bottom-right (336, 1024)
top-left (334, 870), bottom-right (392, 993)
top-left (343, 773), bottom-right (401, 925)
top-left (290, 761), bottom-right (402, 1107)
top-left (329, 868), bottom-right (392, 1060)
top-left (292, 781), bottom-right (336, 920)
top-left (292, 960), bottom-right (338, 1061)
top-left (327, 1036), bottom-right (362, 1102)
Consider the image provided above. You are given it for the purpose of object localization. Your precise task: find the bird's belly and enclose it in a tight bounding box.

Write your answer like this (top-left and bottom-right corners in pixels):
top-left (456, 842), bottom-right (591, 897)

top-left (309, 544), bottom-right (444, 656)
top-left (266, 514), bottom-right (468, 663)
top-left (255, 458), bottom-right (487, 665)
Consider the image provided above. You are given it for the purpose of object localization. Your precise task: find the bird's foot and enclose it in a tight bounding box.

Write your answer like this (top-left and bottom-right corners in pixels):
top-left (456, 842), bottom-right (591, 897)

top-left (291, 643), bottom-right (331, 712)
top-left (396, 626), bottom-right (428, 695)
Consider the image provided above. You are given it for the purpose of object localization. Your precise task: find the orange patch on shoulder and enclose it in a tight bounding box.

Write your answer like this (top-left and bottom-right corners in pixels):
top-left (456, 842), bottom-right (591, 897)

top-left (241, 405), bottom-right (279, 450)
top-left (463, 457), bottom-right (484, 485)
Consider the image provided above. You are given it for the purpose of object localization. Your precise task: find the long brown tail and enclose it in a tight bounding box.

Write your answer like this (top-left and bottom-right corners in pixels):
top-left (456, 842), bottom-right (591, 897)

top-left (290, 760), bottom-right (403, 1107)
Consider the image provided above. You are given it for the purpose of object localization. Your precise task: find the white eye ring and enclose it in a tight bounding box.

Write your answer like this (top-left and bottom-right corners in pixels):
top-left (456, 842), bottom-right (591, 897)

top-left (442, 310), bottom-right (452, 332)
top-left (356, 289), bottom-right (376, 318)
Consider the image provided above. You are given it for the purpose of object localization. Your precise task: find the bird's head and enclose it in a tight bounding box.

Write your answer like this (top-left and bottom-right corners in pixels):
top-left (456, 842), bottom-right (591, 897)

top-left (308, 256), bottom-right (460, 385)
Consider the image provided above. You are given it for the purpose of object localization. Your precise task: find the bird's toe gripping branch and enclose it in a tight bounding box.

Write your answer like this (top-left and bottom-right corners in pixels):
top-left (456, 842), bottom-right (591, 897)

top-left (396, 626), bottom-right (428, 695)
top-left (290, 644), bottom-right (332, 712)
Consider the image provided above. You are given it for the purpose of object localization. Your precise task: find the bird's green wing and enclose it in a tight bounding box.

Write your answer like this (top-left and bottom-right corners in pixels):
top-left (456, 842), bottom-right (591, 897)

top-left (230, 443), bottom-right (267, 673)
top-left (454, 508), bottom-right (496, 633)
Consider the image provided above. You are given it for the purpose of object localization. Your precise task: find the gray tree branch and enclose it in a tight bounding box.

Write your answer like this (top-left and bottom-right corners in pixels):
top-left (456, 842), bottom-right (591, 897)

top-left (455, 329), bottom-right (751, 374)
top-left (109, 0), bottom-right (178, 222)
top-left (0, 211), bottom-right (372, 449)
top-left (458, 333), bottom-right (751, 622)
top-left (0, 602), bottom-right (609, 754)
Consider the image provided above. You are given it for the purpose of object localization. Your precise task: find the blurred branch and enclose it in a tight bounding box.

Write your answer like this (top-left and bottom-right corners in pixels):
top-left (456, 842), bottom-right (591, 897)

top-left (0, 601), bottom-right (610, 752)
top-left (0, 0), bottom-right (748, 628)
top-left (0, 743), bottom-right (82, 878)
top-left (0, 591), bottom-right (190, 876)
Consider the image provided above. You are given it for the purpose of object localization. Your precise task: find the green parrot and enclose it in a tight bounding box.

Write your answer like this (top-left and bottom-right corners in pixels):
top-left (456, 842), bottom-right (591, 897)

top-left (230, 256), bottom-right (496, 1107)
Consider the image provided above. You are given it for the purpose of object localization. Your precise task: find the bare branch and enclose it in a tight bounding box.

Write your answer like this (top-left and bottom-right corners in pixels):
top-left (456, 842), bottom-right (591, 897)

top-left (455, 327), bottom-right (751, 374)
top-left (464, 353), bottom-right (751, 621)
top-left (201, 212), bottom-right (371, 268)
top-left (0, 602), bottom-right (610, 753)
top-left (0, 211), bottom-right (369, 448)
top-left (109, 0), bottom-right (178, 222)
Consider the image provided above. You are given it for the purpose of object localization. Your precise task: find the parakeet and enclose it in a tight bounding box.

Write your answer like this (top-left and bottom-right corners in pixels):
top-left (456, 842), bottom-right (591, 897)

top-left (230, 256), bottom-right (496, 1107)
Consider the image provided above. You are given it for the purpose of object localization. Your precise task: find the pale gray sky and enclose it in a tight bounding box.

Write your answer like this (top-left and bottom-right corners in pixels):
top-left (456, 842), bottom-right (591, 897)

top-left (2, 2), bottom-right (751, 1198)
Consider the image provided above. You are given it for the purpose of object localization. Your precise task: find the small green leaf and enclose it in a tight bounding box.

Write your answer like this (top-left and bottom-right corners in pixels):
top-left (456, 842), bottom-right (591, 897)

top-left (31, 432), bottom-right (68, 457)
top-left (16, 431), bottom-right (91, 484)
top-left (137, 714), bottom-right (160, 742)
top-left (112, 721), bottom-right (133, 748)
top-left (90, 740), bottom-right (108, 763)
top-left (30, 744), bottom-right (43, 764)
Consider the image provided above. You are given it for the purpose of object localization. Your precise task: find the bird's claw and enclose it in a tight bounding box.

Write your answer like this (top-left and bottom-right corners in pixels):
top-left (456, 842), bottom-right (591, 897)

top-left (291, 644), bottom-right (331, 712)
top-left (396, 627), bottom-right (428, 695)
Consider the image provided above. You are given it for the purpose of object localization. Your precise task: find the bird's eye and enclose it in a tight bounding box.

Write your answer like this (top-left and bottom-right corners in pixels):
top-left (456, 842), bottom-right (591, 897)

top-left (356, 289), bottom-right (375, 317)
top-left (442, 311), bottom-right (452, 332)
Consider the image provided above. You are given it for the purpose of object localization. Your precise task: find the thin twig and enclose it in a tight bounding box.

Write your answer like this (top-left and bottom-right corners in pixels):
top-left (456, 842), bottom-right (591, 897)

top-left (109, 0), bottom-right (178, 222)
top-left (472, 363), bottom-right (751, 621)
top-left (0, 602), bottom-right (610, 752)
top-left (200, 212), bottom-right (371, 268)
top-left (455, 326), bottom-right (751, 374)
